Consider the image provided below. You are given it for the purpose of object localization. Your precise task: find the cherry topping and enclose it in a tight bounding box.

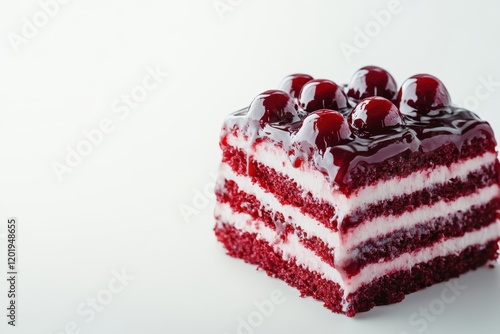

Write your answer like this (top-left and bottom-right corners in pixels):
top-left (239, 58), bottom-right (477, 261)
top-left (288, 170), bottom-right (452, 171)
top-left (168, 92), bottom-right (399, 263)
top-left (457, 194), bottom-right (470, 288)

top-left (247, 90), bottom-right (298, 127)
top-left (295, 109), bottom-right (351, 152)
top-left (299, 79), bottom-right (348, 113)
top-left (397, 74), bottom-right (451, 115)
top-left (347, 66), bottom-right (398, 101)
top-left (278, 74), bottom-right (314, 98)
top-left (350, 97), bottom-right (404, 132)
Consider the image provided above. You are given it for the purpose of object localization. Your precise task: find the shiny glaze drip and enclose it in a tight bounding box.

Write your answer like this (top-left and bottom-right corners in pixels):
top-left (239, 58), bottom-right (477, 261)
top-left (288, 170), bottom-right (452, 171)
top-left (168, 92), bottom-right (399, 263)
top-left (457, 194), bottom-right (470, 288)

top-left (222, 105), bottom-right (495, 193)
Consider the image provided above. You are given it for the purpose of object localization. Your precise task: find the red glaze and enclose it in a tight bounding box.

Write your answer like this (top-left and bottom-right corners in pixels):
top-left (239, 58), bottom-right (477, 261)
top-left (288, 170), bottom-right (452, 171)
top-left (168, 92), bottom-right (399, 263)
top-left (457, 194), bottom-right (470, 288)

top-left (347, 66), bottom-right (398, 101)
top-left (223, 68), bottom-right (495, 192)
top-left (247, 90), bottom-right (297, 127)
top-left (278, 74), bottom-right (314, 98)
top-left (294, 109), bottom-right (351, 152)
top-left (299, 79), bottom-right (349, 113)
top-left (397, 74), bottom-right (451, 116)
top-left (350, 97), bottom-right (404, 132)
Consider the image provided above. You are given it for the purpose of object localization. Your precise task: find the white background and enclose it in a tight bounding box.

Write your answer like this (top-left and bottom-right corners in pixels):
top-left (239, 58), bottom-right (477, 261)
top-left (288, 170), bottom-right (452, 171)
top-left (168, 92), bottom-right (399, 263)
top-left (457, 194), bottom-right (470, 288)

top-left (1, 0), bottom-right (500, 333)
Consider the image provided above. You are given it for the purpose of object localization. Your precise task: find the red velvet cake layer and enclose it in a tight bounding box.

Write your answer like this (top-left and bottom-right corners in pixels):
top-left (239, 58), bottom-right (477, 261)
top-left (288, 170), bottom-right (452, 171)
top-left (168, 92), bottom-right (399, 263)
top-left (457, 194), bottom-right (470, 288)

top-left (341, 136), bottom-right (496, 192)
top-left (342, 199), bottom-right (500, 276)
top-left (295, 226), bottom-right (336, 268)
top-left (216, 179), bottom-right (280, 231)
top-left (222, 144), bottom-right (498, 232)
top-left (215, 223), bottom-right (346, 314)
top-left (343, 163), bottom-right (498, 231)
top-left (217, 177), bottom-right (499, 275)
top-left (215, 223), bottom-right (499, 317)
top-left (347, 239), bottom-right (499, 315)
top-left (216, 179), bottom-right (336, 268)
top-left (222, 145), bottom-right (337, 229)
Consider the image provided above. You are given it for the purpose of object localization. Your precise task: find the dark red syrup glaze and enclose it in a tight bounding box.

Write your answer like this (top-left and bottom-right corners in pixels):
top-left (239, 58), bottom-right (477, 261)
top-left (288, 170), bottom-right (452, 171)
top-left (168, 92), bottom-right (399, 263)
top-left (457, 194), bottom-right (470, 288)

top-left (347, 66), bottom-right (398, 102)
top-left (397, 74), bottom-right (451, 116)
top-left (299, 79), bottom-right (349, 113)
top-left (295, 109), bottom-right (352, 152)
top-left (221, 68), bottom-right (496, 193)
top-left (349, 97), bottom-right (404, 132)
top-left (278, 74), bottom-right (314, 98)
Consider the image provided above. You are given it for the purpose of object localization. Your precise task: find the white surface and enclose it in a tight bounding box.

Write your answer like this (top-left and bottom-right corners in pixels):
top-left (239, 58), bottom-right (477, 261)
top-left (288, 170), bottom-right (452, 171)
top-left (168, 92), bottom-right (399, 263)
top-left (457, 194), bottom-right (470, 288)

top-left (1, 1), bottom-right (500, 333)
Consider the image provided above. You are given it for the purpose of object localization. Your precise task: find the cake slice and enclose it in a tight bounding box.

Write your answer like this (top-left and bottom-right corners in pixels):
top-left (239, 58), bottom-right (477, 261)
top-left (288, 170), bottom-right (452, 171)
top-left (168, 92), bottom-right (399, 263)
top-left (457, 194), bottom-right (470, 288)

top-left (214, 66), bottom-right (500, 316)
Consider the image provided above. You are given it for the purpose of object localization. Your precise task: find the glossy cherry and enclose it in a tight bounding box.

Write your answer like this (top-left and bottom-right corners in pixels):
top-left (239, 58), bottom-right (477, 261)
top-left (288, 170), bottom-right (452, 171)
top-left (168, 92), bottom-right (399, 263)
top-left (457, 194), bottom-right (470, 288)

top-left (347, 66), bottom-right (398, 101)
top-left (278, 74), bottom-right (314, 98)
top-left (247, 90), bottom-right (297, 127)
top-left (295, 109), bottom-right (351, 152)
top-left (299, 79), bottom-right (348, 113)
top-left (350, 97), bottom-right (404, 132)
top-left (397, 74), bottom-right (451, 115)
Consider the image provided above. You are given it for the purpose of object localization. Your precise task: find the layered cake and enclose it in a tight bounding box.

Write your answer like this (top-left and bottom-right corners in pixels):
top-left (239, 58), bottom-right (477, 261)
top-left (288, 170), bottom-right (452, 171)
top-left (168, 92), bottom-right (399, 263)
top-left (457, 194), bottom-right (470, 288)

top-left (214, 66), bottom-right (500, 316)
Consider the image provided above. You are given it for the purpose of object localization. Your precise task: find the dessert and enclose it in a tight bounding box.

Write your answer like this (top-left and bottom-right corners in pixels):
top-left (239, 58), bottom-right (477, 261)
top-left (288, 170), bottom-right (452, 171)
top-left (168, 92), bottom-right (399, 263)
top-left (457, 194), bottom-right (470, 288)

top-left (213, 66), bottom-right (500, 316)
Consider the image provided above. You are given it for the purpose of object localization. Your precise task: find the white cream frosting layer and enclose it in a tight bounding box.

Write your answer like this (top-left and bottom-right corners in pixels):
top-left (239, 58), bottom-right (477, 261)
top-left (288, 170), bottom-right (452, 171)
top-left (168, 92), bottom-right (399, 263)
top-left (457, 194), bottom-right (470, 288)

top-left (216, 201), bottom-right (500, 295)
top-left (226, 132), bottom-right (498, 219)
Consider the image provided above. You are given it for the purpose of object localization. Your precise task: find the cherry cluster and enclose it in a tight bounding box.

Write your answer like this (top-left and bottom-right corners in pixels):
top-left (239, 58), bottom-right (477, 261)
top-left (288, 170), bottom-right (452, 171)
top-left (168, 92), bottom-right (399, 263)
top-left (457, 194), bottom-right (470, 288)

top-left (246, 66), bottom-right (451, 152)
